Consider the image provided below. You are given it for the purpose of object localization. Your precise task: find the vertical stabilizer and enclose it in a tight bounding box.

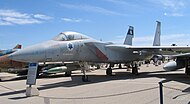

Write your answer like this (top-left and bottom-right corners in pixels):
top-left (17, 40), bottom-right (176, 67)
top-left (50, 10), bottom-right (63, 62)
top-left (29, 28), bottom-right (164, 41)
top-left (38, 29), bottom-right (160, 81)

top-left (124, 26), bottom-right (134, 45)
top-left (13, 44), bottom-right (22, 49)
top-left (153, 21), bottom-right (161, 46)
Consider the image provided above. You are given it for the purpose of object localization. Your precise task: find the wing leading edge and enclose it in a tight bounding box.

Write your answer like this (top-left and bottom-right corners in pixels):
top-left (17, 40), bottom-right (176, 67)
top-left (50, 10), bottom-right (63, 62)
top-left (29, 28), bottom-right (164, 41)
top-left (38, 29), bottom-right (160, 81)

top-left (106, 45), bottom-right (190, 54)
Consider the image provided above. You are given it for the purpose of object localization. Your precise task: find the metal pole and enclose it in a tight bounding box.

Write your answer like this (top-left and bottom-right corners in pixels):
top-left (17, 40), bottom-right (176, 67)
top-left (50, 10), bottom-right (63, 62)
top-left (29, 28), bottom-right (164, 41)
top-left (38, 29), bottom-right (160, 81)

top-left (159, 81), bottom-right (163, 104)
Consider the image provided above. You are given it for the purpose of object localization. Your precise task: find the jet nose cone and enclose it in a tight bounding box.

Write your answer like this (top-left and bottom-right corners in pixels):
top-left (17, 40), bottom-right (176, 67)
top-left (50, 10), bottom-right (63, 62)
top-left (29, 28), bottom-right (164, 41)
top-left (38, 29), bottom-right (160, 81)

top-left (8, 50), bottom-right (28, 62)
top-left (8, 43), bottom-right (47, 62)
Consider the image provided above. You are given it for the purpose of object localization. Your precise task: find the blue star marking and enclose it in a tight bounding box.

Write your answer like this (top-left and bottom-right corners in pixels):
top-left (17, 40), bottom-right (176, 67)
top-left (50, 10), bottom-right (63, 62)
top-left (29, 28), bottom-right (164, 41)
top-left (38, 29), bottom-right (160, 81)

top-left (68, 43), bottom-right (74, 51)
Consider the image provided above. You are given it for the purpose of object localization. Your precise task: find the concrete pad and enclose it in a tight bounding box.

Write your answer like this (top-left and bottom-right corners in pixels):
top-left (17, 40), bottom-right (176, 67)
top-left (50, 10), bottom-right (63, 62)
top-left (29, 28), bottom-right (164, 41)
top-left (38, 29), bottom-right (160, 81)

top-left (0, 72), bottom-right (18, 81)
top-left (0, 63), bottom-right (189, 104)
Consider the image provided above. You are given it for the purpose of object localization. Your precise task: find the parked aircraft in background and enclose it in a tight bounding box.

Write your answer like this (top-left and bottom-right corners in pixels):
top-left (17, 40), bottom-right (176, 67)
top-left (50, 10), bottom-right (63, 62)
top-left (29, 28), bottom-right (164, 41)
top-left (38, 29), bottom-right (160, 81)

top-left (0, 44), bottom-right (28, 74)
top-left (163, 52), bottom-right (190, 75)
top-left (0, 55), bottom-right (27, 70)
top-left (8, 21), bottom-right (190, 81)
top-left (0, 44), bottom-right (24, 69)
top-left (0, 44), bottom-right (21, 56)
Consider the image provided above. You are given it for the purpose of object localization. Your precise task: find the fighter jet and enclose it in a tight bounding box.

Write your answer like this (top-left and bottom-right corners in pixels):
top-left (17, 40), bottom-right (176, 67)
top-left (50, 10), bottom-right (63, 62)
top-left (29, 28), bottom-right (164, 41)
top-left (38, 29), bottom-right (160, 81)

top-left (0, 44), bottom-right (24, 69)
top-left (163, 52), bottom-right (190, 75)
top-left (0, 44), bottom-right (21, 56)
top-left (8, 21), bottom-right (190, 81)
top-left (0, 44), bottom-right (28, 74)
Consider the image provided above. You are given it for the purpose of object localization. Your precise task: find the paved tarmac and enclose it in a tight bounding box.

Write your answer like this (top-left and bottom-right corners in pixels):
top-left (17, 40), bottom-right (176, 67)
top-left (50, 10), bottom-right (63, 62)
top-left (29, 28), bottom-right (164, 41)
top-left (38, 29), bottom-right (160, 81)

top-left (0, 63), bottom-right (190, 104)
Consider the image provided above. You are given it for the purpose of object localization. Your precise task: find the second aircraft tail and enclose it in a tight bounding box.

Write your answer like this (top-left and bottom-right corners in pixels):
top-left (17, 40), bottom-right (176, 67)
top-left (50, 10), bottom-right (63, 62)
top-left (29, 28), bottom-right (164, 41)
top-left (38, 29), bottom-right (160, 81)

top-left (153, 21), bottom-right (161, 46)
top-left (13, 44), bottom-right (22, 49)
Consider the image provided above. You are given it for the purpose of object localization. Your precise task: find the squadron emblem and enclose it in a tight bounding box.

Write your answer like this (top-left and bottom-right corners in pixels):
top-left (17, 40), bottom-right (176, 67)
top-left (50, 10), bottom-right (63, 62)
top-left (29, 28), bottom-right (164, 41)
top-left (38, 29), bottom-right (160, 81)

top-left (67, 43), bottom-right (74, 51)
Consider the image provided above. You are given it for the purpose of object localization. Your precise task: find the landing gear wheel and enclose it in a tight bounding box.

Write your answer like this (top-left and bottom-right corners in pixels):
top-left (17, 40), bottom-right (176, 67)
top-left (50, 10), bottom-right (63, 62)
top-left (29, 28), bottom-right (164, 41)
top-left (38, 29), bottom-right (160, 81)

top-left (97, 65), bottom-right (100, 69)
top-left (65, 71), bottom-right (71, 77)
top-left (119, 64), bottom-right (122, 69)
top-left (36, 69), bottom-right (40, 78)
top-left (36, 66), bottom-right (43, 78)
top-left (132, 63), bottom-right (138, 75)
top-left (106, 68), bottom-right (112, 76)
top-left (185, 66), bottom-right (190, 75)
top-left (138, 63), bottom-right (141, 67)
top-left (82, 75), bottom-right (88, 82)
top-left (158, 61), bottom-right (161, 65)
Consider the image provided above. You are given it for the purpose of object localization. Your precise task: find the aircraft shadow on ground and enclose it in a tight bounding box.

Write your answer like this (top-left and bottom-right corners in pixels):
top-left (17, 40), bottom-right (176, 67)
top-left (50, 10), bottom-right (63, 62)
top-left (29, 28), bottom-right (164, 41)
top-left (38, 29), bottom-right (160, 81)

top-left (0, 69), bottom-right (189, 100)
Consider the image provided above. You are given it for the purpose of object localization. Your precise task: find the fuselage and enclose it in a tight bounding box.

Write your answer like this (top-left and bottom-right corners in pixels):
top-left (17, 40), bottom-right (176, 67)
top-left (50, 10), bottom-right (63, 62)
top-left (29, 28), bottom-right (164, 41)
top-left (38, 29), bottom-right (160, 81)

top-left (8, 31), bottom-right (153, 63)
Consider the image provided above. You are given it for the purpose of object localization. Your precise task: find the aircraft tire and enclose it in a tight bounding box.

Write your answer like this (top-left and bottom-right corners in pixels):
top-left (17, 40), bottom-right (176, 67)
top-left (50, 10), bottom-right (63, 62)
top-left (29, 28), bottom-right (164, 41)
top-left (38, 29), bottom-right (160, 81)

top-left (36, 69), bottom-right (40, 78)
top-left (132, 68), bottom-right (138, 75)
top-left (82, 75), bottom-right (88, 82)
top-left (138, 63), bottom-right (141, 67)
top-left (185, 67), bottom-right (190, 75)
top-left (132, 64), bottom-right (138, 75)
top-left (119, 64), bottom-right (122, 69)
top-left (65, 71), bottom-right (72, 77)
top-left (106, 68), bottom-right (112, 76)
top-left (97, 65), bottom-right (100, 69)
top-left (132, 67), bottom-right (135, 74)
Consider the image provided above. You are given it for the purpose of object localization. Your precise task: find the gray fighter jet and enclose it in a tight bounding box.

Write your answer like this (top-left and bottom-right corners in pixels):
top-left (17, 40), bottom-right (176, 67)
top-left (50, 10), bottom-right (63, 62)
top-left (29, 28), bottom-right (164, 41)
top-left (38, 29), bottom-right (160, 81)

top-left (163, 52), bottom-right (190, 75)
top-left (8, 21), bottom-right (190, 81)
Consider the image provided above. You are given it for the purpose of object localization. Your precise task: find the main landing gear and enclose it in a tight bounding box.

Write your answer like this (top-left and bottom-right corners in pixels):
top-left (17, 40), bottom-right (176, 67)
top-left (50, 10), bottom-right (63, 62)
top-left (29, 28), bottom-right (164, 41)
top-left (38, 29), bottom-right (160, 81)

top-left (65, 71), bottom-right (72, 77)
top-left (131, 62), bottom-right (138, 75)
top-left (106, 64), bottom-right (114, 76)
top-left (106, 62), bottom-right (139, 76)
top-left (106, 67), bottom-right (112, 76)
top-left (79, 62), bottom-right (89, 82)
top-left (81, 68), bottom-right (88, 82)
top-left (185, 59), bottom-right (190, 75)
top-left (119, 64), bottom-right (122, 69)
top-left (185, 66), bottom-right (190, 75)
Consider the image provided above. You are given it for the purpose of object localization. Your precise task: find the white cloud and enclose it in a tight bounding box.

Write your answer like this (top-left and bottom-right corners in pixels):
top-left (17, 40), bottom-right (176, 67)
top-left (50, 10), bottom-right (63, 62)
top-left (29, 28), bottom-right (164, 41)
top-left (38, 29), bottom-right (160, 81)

top-left (164, 12), bottom-right (184, 17)
top-left (159, 0), bottom-right (185, 10)
top-left (133, 34), bottom-right (190, 46)
top-left (0, 19), bottom-right (12, 25)
top-left (34, 14), bottom-right (53, 20)
top-left (0, 9), bottom-right (52, 25)
top-left (151, 0), bottom-right (186, 17)
top-left (111, 34), bottom-right (190, 46)
top-left (0, 9), bottom-right (30, 18)
top-left (161, 34), bottom-right (190, 46)
top-left (105, 0), bottom-right (129, 5)
top-left (2, 17), bottom-right (41, 24)
top-left (62, 18), bottom-right (82, 23)
top-left (61, 17), bottom-right (91, 23)
top-left (61, 4), bottom-right (125, 16)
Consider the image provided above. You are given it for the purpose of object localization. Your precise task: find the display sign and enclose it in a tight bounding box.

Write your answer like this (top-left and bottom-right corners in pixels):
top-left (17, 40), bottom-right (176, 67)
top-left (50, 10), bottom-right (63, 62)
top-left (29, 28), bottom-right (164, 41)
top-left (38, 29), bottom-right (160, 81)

top-left (26, 63), bottom-right (38, 85)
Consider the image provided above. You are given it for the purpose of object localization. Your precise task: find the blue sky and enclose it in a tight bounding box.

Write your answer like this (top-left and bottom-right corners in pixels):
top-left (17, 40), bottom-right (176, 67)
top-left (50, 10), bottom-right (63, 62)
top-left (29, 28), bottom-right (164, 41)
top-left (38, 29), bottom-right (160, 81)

top-left (0, 0), bottom-right (190, 49)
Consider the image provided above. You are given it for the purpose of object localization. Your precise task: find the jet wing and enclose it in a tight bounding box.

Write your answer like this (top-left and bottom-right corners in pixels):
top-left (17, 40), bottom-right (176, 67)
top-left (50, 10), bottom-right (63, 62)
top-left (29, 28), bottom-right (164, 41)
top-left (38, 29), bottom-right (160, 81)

top-left (85, 42), bottom-right (110, 61)
top-left (106, 45), bottom-right (190, 54)
top-left (167, 53), bottom-right (190, 59)
top-left (106, 45), bottom-right (190, 50)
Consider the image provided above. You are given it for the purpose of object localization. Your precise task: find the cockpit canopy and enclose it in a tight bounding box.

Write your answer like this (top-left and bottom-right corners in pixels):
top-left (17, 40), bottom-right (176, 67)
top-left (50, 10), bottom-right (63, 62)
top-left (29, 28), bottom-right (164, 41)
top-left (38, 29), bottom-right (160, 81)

top-left (53, 31), bottom-right (90, 41)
